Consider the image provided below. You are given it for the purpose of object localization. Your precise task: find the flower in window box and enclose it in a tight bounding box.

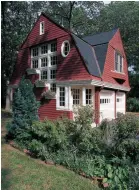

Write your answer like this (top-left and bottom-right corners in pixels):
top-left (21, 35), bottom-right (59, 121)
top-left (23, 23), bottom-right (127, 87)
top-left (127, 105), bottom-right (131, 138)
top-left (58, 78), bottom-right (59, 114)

top-left (26, 68), bottom-right (40, 75)
top-left (35, 79), bottom-right (47, 88)
top-left (41, 90), bottom-right (56, 99)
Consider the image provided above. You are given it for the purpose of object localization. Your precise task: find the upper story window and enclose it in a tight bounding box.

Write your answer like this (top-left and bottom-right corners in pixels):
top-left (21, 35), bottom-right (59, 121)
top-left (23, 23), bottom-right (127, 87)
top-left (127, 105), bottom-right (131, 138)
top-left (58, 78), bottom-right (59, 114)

top-left (41, 44), bottom-right (47, 54)
top-left (61, 40), bottom-right (70, 57)
top-left (31, 41), bottom-right (57, 82)
top-left (115, 51), bottom-right (123, 73)
top-left (32, 47), bottom-right (38, 57)
top-left (51, 42), bottom-right (57, 52)
top-left (40, 21), bottom-right (44, 35)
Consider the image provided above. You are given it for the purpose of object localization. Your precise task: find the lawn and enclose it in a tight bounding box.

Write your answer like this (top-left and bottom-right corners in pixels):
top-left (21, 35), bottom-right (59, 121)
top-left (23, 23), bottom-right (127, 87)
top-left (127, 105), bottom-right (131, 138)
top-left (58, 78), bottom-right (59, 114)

top-left (1, 110), bottom-right (99, 190)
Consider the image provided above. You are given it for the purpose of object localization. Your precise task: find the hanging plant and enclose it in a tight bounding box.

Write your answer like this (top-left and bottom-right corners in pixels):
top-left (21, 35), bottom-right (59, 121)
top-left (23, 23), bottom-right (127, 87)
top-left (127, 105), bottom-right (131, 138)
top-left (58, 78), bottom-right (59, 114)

top-left (41, 90), bottom-right (56, 99)
top-left (35, 80), bottom-right (47, 88)
top-left (26, 68), bottom-right (40, 75)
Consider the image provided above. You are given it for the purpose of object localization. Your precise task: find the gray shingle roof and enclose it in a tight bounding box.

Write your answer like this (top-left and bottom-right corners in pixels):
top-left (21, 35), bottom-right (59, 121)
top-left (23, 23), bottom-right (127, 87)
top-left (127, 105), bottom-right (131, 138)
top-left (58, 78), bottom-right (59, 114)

top-left (94, 43), bottom-right (108, 74)
top-left (72, 34), bottom-right (101, 77)
top-left (83, 29), bottom-right (118, 46)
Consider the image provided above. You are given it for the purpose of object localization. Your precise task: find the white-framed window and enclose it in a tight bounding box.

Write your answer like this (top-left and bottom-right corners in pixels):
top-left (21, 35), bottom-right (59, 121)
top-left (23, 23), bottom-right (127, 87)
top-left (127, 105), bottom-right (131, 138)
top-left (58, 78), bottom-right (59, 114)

top-left (50, 69), bottom-right (56, 79)
top-left (32, 60), bottom-right (38, 68)
top-left (41, 44), bottom-right (47, 54)
top-left (50, 83), bottom-right (56, 92)
top-left (51, 42), bottom-right (57, 52)
top-left (32, 47), bottom-right (38, 57)
top-left (117, 98), bottom-right (122, 102)
top-left (40, 21), bottom-right (44, 35)
top-left (86, 89), bottom-right (92, 105)
top-left (59, 87), bottom-right (65, 106)
top-left (41, 57), bottom-right (47, 67)
top-left (50, 55), bottom-right (57, 66)
top-left (31, 41), bottom-right (57, 82)
top-left (61, 40), bottom-right (70, 57)
top-left (72, 89), bottom-right (80, 105)
top-left (100, 99), bottom-right (110, 104)
top-left (115, 51), bottom-right (123, 72)
top-left (41, 70), bottom-right (47, 80)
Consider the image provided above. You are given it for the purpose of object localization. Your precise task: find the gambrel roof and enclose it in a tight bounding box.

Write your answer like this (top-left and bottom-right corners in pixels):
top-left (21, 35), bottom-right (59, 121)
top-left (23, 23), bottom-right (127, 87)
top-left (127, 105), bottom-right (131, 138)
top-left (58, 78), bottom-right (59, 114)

top-left (83, 29), bottom-right (118, 46)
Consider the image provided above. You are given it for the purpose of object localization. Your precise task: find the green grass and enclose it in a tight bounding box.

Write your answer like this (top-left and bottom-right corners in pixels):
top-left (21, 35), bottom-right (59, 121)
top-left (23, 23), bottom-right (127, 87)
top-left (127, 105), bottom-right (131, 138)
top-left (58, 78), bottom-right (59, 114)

top-left (1, 110), bottom-right (99, 190)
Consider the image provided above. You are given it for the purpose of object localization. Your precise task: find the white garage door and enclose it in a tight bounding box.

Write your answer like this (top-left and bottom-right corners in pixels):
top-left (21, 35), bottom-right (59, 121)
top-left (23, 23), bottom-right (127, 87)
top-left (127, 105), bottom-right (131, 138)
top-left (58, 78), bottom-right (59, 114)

top-left (100, 90), bottom-right (115, 122)
top-left (116, 92), bottom-right (125, 116)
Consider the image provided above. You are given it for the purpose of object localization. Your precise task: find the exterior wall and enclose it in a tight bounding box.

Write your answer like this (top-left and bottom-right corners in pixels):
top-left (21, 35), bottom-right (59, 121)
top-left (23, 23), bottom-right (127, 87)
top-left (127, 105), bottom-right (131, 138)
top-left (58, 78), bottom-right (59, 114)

top-left (95, 87), bottom-right (101, 124)
top-left (38, 99), bottom-right (73, 121)
top-left (102, 30), bottom-right (130, 88)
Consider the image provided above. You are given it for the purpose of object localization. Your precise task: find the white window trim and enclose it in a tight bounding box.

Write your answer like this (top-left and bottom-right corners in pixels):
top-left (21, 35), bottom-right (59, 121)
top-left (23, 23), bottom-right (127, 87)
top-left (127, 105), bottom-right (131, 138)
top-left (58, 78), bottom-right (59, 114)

top-left (114, 51), bottom-right (124, 73)
top-left (61, 40), bottom-right (70, 57)
top-left (56, 86), bottom-right (69, 110)
top-left (31, 43), bottom-right (57, 82)
top-left (40, 21), bottom-right (45, 35)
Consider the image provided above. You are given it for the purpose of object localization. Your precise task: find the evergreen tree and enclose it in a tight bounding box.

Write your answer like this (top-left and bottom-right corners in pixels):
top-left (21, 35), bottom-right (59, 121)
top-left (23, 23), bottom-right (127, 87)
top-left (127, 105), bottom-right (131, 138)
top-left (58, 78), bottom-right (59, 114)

top-left (7, 77), bottom-right (39, 142)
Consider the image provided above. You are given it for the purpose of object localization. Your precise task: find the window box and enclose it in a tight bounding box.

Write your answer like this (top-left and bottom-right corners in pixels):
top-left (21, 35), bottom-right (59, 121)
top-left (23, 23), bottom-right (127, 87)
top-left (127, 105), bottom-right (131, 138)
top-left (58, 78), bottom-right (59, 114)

top-left (35, 79), bottom-right (47, 88)
top-left (26, 68), bottom-right (40, 75)
top-left (41, 90), bottom-right (56, 99)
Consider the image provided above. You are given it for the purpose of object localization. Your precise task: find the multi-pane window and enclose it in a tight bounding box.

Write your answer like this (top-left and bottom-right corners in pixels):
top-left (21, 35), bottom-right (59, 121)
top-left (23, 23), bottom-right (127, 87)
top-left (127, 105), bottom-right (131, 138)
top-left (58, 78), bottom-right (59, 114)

top-left (72, 89), bottom-right (80, 105)
top-left (31, 41), bottom-right (57, 81)
top-left (32, 48), bottom-right (38, 57)
top-left (40, 21), bottom-right (44, 35)
top-left (115, 52), bottom-right (123, 72)
top-left (50, 69), bottom-right (56, 79)
top-left (41, 57), bottom-right (47, 67)
top-left (50, 55), bottom-right (57, 66)
top-left (51, 42), bottom-right (57, 52)
top-left (61, 41), bottom-right (70, 57)
top-left (50, 83), bottom-right (56, 93)
top-left (32, 60), bottom-right (38, 68)
top-left (41, 44), bottom-right (47, 54)
top-left (41, 70), bottom-right (47, 80)
top-left (86, 89), bottom-right (92, 105)
top-left (60, 87), bottom-right (65, 106)
top-left (100, 99), bottom-right (110, 104)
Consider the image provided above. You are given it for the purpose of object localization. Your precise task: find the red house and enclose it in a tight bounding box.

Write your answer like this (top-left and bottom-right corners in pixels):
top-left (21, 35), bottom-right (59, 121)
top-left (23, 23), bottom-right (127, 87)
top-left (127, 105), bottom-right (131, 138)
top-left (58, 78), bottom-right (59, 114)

top-left (8, 13), bottom-right (130, 125)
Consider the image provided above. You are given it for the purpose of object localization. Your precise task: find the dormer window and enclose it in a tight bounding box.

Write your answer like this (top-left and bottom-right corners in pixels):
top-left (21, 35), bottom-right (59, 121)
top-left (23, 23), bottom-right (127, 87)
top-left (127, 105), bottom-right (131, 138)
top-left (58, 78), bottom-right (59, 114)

top-left (40, 21), bottom-right (44, 35)
top-left (115, 51), bottom-right (123, 73)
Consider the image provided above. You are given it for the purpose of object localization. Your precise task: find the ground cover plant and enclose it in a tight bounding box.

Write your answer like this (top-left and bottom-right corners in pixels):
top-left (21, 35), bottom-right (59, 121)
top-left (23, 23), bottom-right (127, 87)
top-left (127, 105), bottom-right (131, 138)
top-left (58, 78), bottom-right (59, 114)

top-left (6, 78), bottom-right (139, 189)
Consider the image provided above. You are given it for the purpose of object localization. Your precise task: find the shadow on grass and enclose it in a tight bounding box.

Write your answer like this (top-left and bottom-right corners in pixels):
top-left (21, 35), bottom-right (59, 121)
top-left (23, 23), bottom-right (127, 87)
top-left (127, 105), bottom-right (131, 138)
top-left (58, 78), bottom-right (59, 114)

top-left (1, 168), bottom-right (11, 190)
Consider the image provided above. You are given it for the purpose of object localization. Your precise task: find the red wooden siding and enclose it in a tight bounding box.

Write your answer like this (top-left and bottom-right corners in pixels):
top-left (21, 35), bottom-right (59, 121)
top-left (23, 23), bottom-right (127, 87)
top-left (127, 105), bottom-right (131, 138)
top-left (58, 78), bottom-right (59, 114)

top-left (21, 15), bottom-right (68, 49)
top-left (102, 29), bottom-right (130, 88)
top-left (56, 35), bottom-right (101, 81)
top-left (38, 99), bottom-right (73, 120)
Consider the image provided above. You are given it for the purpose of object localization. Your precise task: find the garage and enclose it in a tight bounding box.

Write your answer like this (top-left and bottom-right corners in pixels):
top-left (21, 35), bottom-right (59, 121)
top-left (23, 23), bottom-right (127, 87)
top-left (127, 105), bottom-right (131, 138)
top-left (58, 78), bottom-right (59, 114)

top-left (116, 92), bottom-right (126, 116)
top-left (100, 90), bottom-right (115, 122)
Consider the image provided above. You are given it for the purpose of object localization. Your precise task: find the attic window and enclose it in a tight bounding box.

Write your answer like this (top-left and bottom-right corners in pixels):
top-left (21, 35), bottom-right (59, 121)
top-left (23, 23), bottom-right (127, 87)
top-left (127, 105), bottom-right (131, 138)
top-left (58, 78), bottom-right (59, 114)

top-left (61, 41), bottom-right (70, 57)
top-left (40, 21), bottom-right (44, 35)
top-left (115, 51), bottom-right (123, 73)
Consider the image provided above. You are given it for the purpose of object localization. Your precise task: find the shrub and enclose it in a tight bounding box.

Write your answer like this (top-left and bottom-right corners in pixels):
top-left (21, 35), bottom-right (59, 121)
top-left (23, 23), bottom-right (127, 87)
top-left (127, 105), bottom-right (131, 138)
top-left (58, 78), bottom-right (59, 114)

top-left (7, 77), bottom-right (39, 144)
top-left (127, 97), bottom-right (139, 112)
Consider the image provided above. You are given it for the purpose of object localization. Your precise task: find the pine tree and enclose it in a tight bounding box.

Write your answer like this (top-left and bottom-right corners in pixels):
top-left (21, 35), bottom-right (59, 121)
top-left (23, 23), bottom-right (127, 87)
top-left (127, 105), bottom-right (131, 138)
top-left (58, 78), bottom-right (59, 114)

top-left (8, 77), bottom-right (39, 142)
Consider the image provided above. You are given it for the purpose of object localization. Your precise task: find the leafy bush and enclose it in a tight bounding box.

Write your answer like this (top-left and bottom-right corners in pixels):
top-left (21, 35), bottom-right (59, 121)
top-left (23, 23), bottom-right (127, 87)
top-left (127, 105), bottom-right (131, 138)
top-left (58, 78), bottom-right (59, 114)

top-left (128, 164), bottom-right (139, 190)
top-left (127, 97), bottom-right (139, 112)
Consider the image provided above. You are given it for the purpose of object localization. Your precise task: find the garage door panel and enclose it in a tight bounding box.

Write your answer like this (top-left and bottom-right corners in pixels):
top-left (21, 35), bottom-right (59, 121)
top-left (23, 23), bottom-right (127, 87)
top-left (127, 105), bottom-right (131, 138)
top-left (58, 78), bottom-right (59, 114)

top-left (100, 90), bottom-right (115, 122)
top-left (116, 92), bottom-right (125, 115)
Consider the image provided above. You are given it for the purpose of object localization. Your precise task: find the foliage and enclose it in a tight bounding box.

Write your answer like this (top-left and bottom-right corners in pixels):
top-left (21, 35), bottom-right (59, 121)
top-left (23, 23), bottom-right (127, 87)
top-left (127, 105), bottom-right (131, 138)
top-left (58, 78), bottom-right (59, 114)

top-left (128, 164), bottom-right (139, 190)
top-left (127, 97), bottom-right (139, 112)
top-left (7, 77), bottom-right (39, 144)
top-left (41, 90), bottom-right (56, 99)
